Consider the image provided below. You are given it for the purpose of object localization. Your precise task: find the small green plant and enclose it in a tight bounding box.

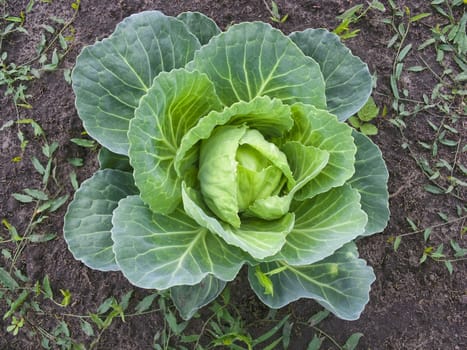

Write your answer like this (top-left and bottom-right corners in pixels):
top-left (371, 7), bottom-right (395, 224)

top-left (303, 310), bottom-right (363, 350)
top-left (262, 0), bottom-right (288, 23)
top-left (6, 315), bottom-right (25, 336)
top-left (348, 96), bottom-right (380, 135)
top-left (1, 272), bottom-right (157, 349)
top-left (390, 211), bottom-right (466, 274)
top-left (85, 290), bottom-right (134, 349)
top-left (333, 0), bottom-right (386, 39)
top-left (203, 290), bottom-right (288, 350)
top-left (419, 239), bottom-right (467, 274)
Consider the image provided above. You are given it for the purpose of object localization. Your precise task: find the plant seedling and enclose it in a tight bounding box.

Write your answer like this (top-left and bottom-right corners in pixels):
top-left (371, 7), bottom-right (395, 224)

top-left (263, 0), bottom-right (288, 23)
top-left (348, 96), bottom-right (380, 135)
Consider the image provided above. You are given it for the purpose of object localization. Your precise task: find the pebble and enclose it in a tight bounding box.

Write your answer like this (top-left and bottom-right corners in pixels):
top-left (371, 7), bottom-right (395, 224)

top-left (6, 196), bottom-right (19, 213)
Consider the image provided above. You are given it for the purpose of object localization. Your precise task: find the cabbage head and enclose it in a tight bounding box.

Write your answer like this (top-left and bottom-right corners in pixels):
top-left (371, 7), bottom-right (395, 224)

top-left (64, 11), bottom-right (389, 320)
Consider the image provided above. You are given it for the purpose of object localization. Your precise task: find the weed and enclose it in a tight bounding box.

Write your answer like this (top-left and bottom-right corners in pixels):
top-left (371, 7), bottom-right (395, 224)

top-left (0, 0), bottom-right (80, 109)
top-left (262, 0), bottom-right (288, 24)
top-left (288, 309), bottom-right (362, 350)
top-left (0, 120), bottom-right (80, 348)
top-left (1, 1), bottom-right (81, 338)
top-left (149, 287), bottom-right (364, 349)
top-left (382, 0), bottom-right (466, 270)
top-left (0, 271), bottom-right (85, 348)
top-left (390, 213), bottom-right (466, 273)
top-left (3, 279), bottom-right (366, 349)
top-left (0, 119), bottom-right (70, 267)
top-left (348, 96), bottom-right (382, 136)
top-left (333, 0), bottom-right (385, 39)
top-left (0, 0), bottom-right (82, 278)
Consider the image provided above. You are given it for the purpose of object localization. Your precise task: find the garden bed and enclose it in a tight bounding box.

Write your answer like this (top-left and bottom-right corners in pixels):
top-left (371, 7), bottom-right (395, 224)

top-left (1, 0), bottom-right (465, 349)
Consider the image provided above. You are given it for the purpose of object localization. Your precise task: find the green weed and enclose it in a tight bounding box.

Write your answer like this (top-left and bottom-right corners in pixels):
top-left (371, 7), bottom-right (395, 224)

top-left (348, 96), bottom-right (381, 136)
top-left (390, 212), bottom-right (466, 273)
top-left (0, 119), bottom-right (70, 266)
top-left (333, 0), bottom-right (385, 39)
top-left (150, 287), bottom-right (364, 350)
top-left (383, 0), bottom-right (466, 272)
top-left (1, 2), bottom-right (81, 344)
top-left (0, 271), bottom-right (84, 349)
top-left (0, 119), bottom-right (80, 348)
top-left (262, 0), bottom-right (288, 24)
top-left (0, 0), bottom-right (80, 109)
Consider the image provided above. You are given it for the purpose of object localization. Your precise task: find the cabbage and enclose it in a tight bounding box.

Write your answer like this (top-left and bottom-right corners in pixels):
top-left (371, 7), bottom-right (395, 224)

top-left (64, 11), bottom-right (389, 321)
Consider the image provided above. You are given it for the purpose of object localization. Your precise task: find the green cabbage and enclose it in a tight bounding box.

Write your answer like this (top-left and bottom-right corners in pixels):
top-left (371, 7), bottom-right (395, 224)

top-left (64, 11), bottom-right (389, 321)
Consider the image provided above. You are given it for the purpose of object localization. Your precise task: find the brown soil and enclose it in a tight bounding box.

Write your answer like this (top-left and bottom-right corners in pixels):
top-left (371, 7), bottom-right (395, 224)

top-left (1, 1), bottom-right (466, 349)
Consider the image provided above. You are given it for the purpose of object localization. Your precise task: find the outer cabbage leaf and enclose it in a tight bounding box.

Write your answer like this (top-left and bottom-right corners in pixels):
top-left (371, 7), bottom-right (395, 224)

top-left (348, 131), bottom-right (390, 236)
top-left (191, 22), bottom-right (326, 109)
top-left (290, 29), bottom-right (372, 121)
top-left (63, 169), bottom-right (138, 271)
top-left (111, 195), bottom-right (249, 289)
top-left (171, 275), bottom-right (226, 320)
top-left (270, 184), bottom-right (367, 265)
top-left (72, 11), bottom-right (200, 155)
top-left (286, 104), bottom-right (356, 200)
top-left (98, 147), bottom-right (132, 172)
top-left (129, 69), bottom-right (223, 214)
top-left (249, 242), bottom-right (375, 320)
top-left (177, 12), bottom-right (221, 45)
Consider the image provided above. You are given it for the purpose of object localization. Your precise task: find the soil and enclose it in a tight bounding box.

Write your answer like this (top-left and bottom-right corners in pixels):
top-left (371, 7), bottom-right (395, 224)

top-left (1, 0), bottom-right (466, 349)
